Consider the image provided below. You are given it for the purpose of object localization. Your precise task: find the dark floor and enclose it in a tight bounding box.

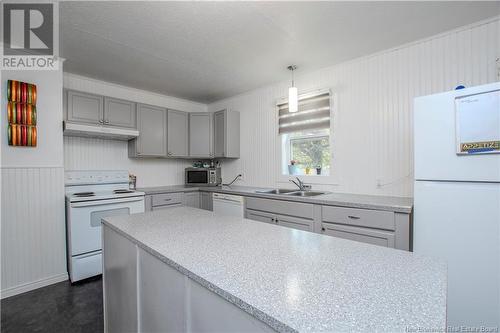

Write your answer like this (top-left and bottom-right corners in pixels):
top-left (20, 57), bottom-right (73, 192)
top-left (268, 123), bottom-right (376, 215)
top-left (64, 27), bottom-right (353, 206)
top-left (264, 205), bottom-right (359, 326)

top-left (1, 276), bottom-right (103, 333)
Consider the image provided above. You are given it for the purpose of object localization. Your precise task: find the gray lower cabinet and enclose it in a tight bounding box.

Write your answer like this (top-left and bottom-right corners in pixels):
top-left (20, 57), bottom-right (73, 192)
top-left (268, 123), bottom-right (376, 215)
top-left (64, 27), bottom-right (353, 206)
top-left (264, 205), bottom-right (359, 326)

top-left (145, 191), bottom-right (212, 211)
top-left (246, 209), bottom-right (275, 225)
top-left (189, 113), bottom-right (213, 158)
top-left (245, 197), bottom-right (410, 250)
top-left (104, 97), bottom-right (136, 128)
top-left (246, 209), bottom-right (314, 232)
top-left (167, 110), bottom-right (189, 157)
top-left (185, 192), bottom-right (200, 209)
top-left (213, 109), bottom-right (240, 158)
top-left (322, 223), bottom-right (395, 248)
top-left (276, 214), bottom-right (314, 232)
top-left (144, 192), bottom-right (410, 249)
top-left (129, 104), bottom-right (167, 158)
top-left (66, 90), bottom-right (103, 125)
top-left (245, 197), bottom-right (314, 219)
top-left (245, 197), bottom-right (315, 232)
top-left (200, 192), bottom-right (213, 211)
top-left (321, 206), bottom-right (410, 250)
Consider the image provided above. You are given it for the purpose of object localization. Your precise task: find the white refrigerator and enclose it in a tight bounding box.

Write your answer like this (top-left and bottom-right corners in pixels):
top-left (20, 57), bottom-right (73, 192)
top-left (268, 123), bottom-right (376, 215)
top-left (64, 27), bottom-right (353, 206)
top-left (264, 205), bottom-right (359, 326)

top-left (414, 82), bottom-right (500, 328)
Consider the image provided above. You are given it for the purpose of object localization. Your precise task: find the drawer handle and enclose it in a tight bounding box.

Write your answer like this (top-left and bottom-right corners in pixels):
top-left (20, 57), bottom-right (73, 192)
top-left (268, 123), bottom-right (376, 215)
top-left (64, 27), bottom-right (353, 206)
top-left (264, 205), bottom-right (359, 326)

top-left (348, 215), bottom-right (360, 220)
top-left (164, 198), bottom-right (172, 201)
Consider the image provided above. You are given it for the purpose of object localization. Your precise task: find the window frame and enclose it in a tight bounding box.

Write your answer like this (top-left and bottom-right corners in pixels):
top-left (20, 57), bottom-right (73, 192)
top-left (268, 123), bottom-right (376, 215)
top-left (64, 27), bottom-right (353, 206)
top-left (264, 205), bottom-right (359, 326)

top-left (276, 89), bottom-right (339, 186)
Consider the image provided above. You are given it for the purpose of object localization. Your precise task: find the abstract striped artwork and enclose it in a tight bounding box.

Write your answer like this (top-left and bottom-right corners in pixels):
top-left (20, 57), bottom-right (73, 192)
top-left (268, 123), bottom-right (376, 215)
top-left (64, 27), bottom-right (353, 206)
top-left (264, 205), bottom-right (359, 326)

top-left (7, 80), bottom-right (38, 147)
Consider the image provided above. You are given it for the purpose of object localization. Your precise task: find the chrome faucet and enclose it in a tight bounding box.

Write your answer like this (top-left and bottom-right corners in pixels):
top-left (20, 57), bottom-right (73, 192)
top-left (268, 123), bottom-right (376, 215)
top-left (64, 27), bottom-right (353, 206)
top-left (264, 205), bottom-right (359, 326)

top-left (290, 177), bottom-right (311, 191)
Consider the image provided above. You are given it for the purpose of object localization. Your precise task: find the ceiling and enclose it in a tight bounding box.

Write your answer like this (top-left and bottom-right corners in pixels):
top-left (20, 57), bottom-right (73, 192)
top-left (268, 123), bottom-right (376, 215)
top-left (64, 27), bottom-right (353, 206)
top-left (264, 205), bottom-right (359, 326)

top-left (60, 1), bottom-right (500, 103)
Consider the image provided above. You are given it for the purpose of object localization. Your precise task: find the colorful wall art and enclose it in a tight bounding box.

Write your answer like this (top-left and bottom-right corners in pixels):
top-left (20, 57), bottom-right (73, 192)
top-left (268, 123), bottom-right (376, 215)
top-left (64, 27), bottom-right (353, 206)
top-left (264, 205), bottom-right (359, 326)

top-left (7, 80), bottom-right (37, 147)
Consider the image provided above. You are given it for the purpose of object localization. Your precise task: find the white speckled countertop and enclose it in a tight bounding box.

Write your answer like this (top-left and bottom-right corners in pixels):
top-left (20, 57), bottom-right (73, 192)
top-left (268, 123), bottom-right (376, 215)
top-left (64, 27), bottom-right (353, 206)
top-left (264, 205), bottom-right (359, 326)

top-left (137, 185), bottom-right (413, 213)
top-left (102, 207), bottom-right (446, 332)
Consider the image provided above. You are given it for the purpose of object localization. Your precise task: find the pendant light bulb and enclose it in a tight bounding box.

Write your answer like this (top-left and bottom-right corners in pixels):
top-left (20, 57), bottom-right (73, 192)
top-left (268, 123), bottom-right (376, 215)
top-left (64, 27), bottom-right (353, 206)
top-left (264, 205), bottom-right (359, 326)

top-left (287, 65), bottom-right (298, 113)
top-left (289, 86), bottom-right (298, 113)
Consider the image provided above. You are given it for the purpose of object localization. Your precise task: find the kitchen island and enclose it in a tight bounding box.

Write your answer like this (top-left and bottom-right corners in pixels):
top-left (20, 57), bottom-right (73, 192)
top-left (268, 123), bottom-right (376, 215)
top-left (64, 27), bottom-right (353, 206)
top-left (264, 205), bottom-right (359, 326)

top-left (102, 207), bottom-right (446, 332)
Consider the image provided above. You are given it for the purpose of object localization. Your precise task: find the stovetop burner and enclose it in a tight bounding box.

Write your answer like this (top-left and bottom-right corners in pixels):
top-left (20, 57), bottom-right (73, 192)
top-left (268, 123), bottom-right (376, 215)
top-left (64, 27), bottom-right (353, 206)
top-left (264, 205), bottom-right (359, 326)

top-left (74, 192), bottom-right (95, 197)
top-left (113, 189), bottom-right (134, 194)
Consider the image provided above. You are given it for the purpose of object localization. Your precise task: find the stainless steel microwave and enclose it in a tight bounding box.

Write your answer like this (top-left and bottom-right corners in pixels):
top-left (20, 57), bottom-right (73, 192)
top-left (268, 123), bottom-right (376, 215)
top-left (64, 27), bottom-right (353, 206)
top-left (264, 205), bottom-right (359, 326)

top-left (185, 167), bottom-right (221, 186)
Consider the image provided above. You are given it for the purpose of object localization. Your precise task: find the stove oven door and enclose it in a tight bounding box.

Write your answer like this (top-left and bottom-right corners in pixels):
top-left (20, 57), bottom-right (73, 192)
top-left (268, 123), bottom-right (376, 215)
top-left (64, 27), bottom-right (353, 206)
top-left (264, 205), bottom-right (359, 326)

top-left (68, 196), bottom-right (144, 256)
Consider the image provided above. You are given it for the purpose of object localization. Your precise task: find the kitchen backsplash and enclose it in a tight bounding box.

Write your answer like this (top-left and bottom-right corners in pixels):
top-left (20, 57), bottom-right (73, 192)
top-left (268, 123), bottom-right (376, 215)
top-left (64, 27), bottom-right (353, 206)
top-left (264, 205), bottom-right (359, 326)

top-left (64, 136), bottom-right (191, 187)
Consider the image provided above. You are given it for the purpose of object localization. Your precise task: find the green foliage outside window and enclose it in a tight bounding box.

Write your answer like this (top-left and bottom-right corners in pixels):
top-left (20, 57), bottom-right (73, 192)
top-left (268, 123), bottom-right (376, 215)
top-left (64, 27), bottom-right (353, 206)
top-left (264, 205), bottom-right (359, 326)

top-left (290, 136), bottom-right (330, 169)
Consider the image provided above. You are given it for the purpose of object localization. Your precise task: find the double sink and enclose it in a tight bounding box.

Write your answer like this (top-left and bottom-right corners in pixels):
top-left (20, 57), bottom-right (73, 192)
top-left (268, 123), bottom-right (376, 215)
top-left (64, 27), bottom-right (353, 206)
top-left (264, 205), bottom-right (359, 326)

top-left (255, 189), bottom-right (326, 197)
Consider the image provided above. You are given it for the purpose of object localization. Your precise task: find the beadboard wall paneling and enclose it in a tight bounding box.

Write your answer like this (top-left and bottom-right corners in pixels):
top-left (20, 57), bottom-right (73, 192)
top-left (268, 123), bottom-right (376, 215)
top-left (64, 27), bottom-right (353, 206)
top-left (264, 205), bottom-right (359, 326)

top-left (64, 136), bottom-right (191, 187)
top-left (1, 167), bottom-right (67, 298)
top-left (208, 17), bottom-right (500, 197)
top-left (1, 67), bottom-right (67, 298)
top-left (63, 74), bottom-right (205, 187)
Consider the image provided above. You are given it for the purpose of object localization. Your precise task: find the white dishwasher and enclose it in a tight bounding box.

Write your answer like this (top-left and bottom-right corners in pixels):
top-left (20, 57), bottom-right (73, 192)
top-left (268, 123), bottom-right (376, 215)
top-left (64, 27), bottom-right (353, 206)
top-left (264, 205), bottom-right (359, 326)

top-left (212, 193), bottom-right (244, 217)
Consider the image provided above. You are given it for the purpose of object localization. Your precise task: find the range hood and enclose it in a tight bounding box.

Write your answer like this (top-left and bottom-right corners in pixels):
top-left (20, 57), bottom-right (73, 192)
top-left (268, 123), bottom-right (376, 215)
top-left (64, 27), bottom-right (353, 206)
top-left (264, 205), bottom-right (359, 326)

top-left (63, 122), bottom-right (139, 140)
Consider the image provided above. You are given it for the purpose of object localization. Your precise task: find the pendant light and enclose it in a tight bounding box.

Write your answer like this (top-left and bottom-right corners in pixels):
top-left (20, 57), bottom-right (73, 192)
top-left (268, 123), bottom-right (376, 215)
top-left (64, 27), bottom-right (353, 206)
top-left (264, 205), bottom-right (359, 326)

top-left (287, 65), bottom-right (298, 113)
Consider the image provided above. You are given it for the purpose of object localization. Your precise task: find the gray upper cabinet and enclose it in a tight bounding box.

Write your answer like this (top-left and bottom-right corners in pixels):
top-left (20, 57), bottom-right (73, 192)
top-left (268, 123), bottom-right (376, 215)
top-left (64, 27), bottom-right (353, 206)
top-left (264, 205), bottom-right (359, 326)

top-left (66, 90), bottom-right (137, 130)
top-left (189, 113), bottom-right (213, 158)
top-left (129, 104), bottom-right (167, 158)
top-left (213, 109), bottom-right (240, 158)
top-left (66, 90), bottom-right (103, 125)
top-left (167, 110), bottom-right (189, 157)
top-left (104, 97), bottom-right (137, 128)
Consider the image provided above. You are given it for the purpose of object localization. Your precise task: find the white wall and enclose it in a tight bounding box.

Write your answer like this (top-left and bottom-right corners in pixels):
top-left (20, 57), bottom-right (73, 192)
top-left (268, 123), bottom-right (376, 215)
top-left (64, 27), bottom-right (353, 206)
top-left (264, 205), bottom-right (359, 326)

top-left (208, 17), bottom-right (500, 197)
top-left (1, 67), bottom-right (67, 298)
top-left (63, 73), bottom-right (207, 187)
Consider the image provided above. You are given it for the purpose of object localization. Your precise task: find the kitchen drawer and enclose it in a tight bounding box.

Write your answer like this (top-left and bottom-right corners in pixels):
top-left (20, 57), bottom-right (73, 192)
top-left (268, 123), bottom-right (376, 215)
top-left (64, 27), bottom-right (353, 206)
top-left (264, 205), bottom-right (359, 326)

top-left (245, 197), bottom-right (313, 219)
top-left (246, 209), bottom-right (276, 225)
top-left (322, 223), bottom-right (395, 248)
top-left (152, 203), bottom-right (183, 211)
top-left (246, 209), bottom-right (314, 232)
top-left (71, 252), bottom-right (102, 282)
top-left (322, 206), bottom-right (395, 230)
top-left (152, 193), bottom-right (184, 207)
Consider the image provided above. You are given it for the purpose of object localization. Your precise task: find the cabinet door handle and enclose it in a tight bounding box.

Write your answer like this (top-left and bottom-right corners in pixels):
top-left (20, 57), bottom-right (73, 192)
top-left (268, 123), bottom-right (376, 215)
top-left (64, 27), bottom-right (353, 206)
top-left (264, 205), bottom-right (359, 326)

top-left (321, 227), bottom-right (326, 231)
top-left (104, 119), bottom-right (109, 124)
top-left (348, 215), bottom-right (360, 220)
top-left (99, 119), bottom-right (104, 124)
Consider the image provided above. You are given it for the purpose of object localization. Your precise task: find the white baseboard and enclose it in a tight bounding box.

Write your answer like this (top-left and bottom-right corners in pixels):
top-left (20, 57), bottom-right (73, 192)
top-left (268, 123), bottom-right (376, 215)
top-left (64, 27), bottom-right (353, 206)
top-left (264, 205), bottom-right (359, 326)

top-left (1, 273), bottom-right (68, 299)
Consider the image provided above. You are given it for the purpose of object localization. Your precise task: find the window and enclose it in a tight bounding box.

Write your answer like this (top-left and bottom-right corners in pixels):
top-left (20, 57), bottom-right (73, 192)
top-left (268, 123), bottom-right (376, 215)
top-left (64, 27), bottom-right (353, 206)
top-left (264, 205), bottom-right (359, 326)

top-left (278, 90), bottom-right (332, 177)
top-left (282, 129), bottom-right (331, 176)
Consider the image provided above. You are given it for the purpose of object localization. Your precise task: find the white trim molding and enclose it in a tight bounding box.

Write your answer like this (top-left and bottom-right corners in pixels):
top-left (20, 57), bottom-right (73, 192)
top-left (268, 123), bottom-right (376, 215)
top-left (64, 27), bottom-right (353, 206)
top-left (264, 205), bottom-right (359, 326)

top-left (1, 273), bottom-right (68, 299)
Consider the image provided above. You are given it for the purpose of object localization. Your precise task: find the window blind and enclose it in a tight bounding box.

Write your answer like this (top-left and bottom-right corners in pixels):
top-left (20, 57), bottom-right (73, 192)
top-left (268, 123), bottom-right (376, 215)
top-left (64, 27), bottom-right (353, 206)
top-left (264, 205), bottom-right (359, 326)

top-left (277, 91), bottom-right (330, 134)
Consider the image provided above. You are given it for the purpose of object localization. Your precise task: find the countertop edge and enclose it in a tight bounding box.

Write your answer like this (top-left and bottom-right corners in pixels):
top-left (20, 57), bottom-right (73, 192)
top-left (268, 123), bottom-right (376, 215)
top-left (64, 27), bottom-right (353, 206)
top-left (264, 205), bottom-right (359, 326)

top-left (137, 186), bottom-right (413, 213)
top-left (102, 221), bottom-right (297, 333)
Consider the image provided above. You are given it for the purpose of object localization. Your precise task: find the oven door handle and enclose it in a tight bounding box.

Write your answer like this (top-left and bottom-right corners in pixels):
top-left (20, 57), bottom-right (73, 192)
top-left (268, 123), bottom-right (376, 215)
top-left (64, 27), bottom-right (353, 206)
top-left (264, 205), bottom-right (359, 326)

top-left (70, 196), bottom-right (144, 208)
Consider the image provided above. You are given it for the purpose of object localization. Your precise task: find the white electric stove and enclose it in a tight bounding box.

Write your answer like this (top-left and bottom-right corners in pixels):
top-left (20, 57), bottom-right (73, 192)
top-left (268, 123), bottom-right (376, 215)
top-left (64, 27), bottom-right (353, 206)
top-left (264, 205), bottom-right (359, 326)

top-left (65, 170), bottom-right (145, 282)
